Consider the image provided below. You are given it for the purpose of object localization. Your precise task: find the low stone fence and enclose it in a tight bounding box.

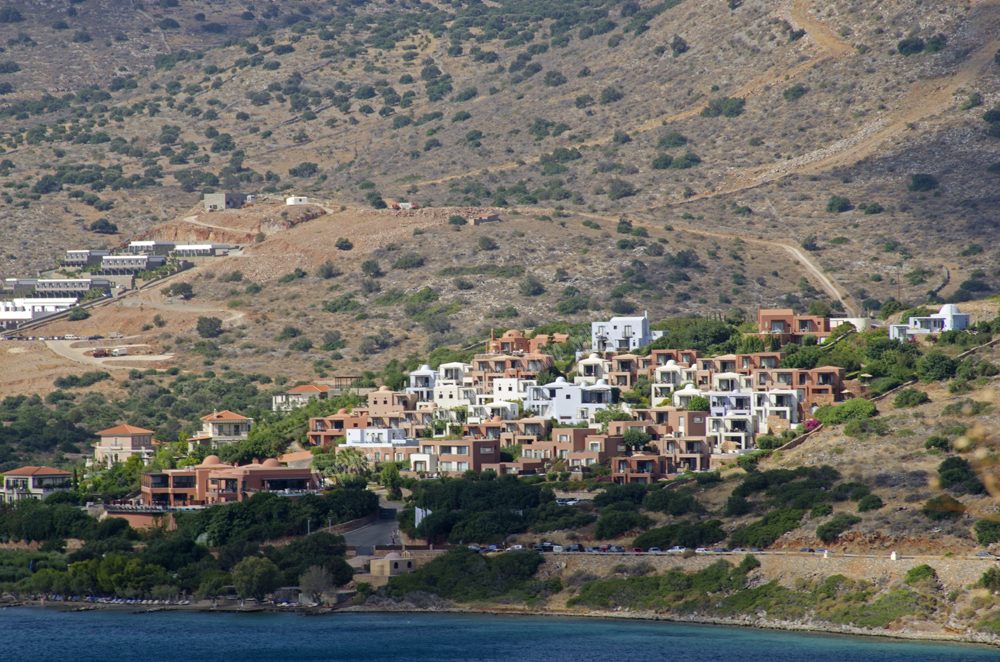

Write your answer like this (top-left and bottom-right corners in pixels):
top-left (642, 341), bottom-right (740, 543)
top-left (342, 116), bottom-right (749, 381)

top-left (543, 552), bottom-right (997, 591)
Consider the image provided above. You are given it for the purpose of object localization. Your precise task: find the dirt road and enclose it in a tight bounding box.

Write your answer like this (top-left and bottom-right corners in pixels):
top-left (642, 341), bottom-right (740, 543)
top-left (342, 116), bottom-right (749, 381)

top-left (45, 340), bottom-right (176, 368)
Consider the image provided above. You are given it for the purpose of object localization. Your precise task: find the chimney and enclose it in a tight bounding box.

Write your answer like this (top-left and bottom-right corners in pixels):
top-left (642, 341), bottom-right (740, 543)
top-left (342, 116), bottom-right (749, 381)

top-left (213, 408), bottom-right (218, 418)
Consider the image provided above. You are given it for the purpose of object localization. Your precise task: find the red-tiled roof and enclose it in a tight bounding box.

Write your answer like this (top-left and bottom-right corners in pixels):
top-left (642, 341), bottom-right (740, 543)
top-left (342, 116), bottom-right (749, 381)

top-left (3, 466), bottom-right (71, 476)
top-left (98, 425), bottom-right (155, 435)
top-left (285, 384), bottom-right (331, 394)
top-left (200, 410), bottom-right (250, 421)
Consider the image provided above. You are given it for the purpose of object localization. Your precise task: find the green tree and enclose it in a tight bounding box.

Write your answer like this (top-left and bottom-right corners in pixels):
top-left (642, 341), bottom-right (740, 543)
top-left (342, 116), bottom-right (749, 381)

top-left (68, 307), bottom-right (90, 321)
top-left (232, 556), bottom-right (281, 602)
top-left (917, 352), bottom-right (957, 382)
top-left (299, 565), bottom-right (333, 604)
top-left (686, 395), bottom-right (710, 412)
top-left (197, 317), bottom-right (223, 339)
top-left (594, 405), bottom-right (632, 433)
top-left (380, 462), bottom-right (402, 495)
top-left (622, 429), bottom-right (652, 450)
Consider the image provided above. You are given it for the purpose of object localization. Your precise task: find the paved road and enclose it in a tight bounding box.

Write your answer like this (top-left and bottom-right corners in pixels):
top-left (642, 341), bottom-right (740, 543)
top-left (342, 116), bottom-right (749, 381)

top-left (343, 496), bottom-right (403, 549)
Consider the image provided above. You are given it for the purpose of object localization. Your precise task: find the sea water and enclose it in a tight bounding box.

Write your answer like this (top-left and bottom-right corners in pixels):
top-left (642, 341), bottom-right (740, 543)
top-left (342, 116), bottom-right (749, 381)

top-left (0, 609), bottom-right (995, 662)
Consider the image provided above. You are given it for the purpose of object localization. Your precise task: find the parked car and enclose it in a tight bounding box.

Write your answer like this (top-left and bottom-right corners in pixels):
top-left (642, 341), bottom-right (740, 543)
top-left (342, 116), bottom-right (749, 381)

top-left (564, 544), bottom-right (584, 553)
top-left (713, 548), bottom-right (728, 554)
top-left (647, 547), bottom-right (662, 554)
top-left (631, 548), bottom-right (643, 554)
top-left (974, 551), bottom-right (997, 558)
top-left (799, 548), bottom-right (816, 553)
top-left (585, 547), bottom-right (600, 553)
top-left (609, 545), bottom-right (626, 553)
top-left (666, 546), bottom-right (687, 554)
top-left (815, 548), bottom-right (831, 554)
top-left (466, 545), bottom-right (482, 553)
top-left (731, 548), bottom-right (748, 554)
top-left (507, 544), bottom-right (525, 551)
top-left (750, 548), bottom-right (764, 553)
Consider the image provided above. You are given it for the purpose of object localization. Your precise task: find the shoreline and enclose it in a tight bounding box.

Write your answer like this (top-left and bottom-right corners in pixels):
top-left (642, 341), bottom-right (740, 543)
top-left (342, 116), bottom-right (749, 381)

top-left (8, 599), bottom-right (999, 648)
top-left (339, 604), bottom-right (1000, 648)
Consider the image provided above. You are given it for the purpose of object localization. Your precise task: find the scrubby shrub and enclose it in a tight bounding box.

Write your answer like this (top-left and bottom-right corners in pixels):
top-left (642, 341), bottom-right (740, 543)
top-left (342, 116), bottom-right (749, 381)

top-left (921, 495), bottom-right (965, 520)
top-left (815, 513), bottom-right (861, 543)
top-left (973, 519), bottom-right (1000, 547)
top-left (826, 196), bottom-right (851, 213)
top-left (335, 238), bottom-right (353, 251)
top-left (813, 399), bottom-right (876, 426)
top-left (857, 494), bottom-right (884, 512)
top-left (893, 388), bottom-right (929, 408)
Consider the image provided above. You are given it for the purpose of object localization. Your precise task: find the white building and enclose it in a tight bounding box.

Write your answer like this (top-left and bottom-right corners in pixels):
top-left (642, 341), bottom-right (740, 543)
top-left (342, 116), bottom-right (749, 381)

top-left (752, 389), bottom-right (801, 432)
top-left (286, 196), bottom-right (309, 205)
top-left (173, 244), bottom-right (230, 258)
top-left (405, 364), bottom-right (437, 402)
top-left (125, 241), bottom-right (175, 255)
top-left (574, 353), bottom-right (612, 385)
top-left (671, 384), bottom-right (705, 410)
top-left (707, 390), bottom-right (755, 452)
top-left (491, 377), bottom-right (535, 400)
top-left (1, 466), bottom-right (73, 504)
top-left (0, 298), bottom-right (79, 329)
top-left (272, 384), bottom-right (330, 412)
top-left (889, 304), bottom-right (971, 342)
top-left (524, 376), bottom-right (614, 423)
top-left (468, 396), bottom-right (519, 424)
top-left (591, 313), bottom-right (664, 353)
top-left (650, 360), bottom-right (698, 404)
top-left (344, 427), bottom-right (408, 444)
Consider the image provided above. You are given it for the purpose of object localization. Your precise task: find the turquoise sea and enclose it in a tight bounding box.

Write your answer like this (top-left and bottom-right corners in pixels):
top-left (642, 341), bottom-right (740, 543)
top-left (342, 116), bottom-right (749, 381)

top-left (1, 609), bottom-right (995, 662)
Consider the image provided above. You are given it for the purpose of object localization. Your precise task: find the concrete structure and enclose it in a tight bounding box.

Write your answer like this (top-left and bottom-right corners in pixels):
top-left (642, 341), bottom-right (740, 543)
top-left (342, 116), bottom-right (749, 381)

top-left (1, 466), bottom-right (72, 504)
top-left (491, 377), bottom-right (535, 401)
top-left (485, 329), bottom-right (569, 355)
top-left (173, 244), bottom-right (230, 258)
top-left (468, 396), bottom-right (519, 424)
top-left (591, 313), bottom-right (664, 353)
top-left (3, 277), bottom-right (111, 298)
top-left (405, 439), bottom-right (499, 476)
top-left (273, 384), bottom-right (331, 412)
top-left (574, 353), bottom-right (612, 386)
top-left (756, 309), bottom-right (832, 344)
top-left (370, 552), bottom-right (414, 576)
top-left (94, 425), bottom-right (155, 465)
top-left (889, 304), bottom-right (970, 342)
top-left (64, 249), bottom-right (110, 267)
top-left (612, 452), bottom-right (670, 484)
top-left (405, 364), bottom-right (437, 402)
top-left (524, 377), bottom-right (613, 423)
top-left (125, 241), bottom-right (175, 256)
top-left (308, 408), bottom-right (371, 448)
top-left (188, 410), bottom-right (254, 450)
top-left (340, 429), bottom-right (419, 465)
top-left (0, 298), bottom-right (80, 329)
top-left (140, 456), bottom-right (321, 506)
top-left (286, 195), bottom-right (309, 206)
top-left (471, 213), bottom-right (500, 225)
top-left (609, 354), bottom-right (642, 391)
top-left (99, 255), bottom-right (167, 275)
top-left (204, 193), bottom-right (243, 212)
top-left (501, 417), bottom-right (553, 448)
top-left (650, 360), bottom-right (699, 404)
top-left (467, 353), bottom-right (555, 394)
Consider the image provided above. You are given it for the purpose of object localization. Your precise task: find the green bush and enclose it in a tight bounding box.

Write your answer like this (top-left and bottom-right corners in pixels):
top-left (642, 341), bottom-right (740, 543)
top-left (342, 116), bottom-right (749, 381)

top-left (857, 494), bottom-right (884, 512)
top-left (904, 564), bottom-right (937, 586)
top-left (67, 307), bottom-right (90, 321)
top-left (893, 388), bottom-right (928, 408)
top-left (632, 521), bottom-right (726, 550)
top-left (826, 196), bottom-right (851, 213)
top-left (701, 96), bottom-right (745, 118)
top-left (728, 509), bottom-right (805, 549)
top-left (813, 399), bottom-right (876, 426)
top-left (937, 456), bottom-right (985, 494)
top-left (924, 435), bottom-right (950, 451)
top-left (593, 511), bottom-right (652, 540)
top-left (815, 513), bottom-right (861, 543)
top-left (335, 238), bottom-right (353, 251)
top-left (908, 173), bottom-right (938, 192)
top-left (973, 519), bottom-right (1000, 546)
top-left (921, 495), bottom-right (965, 521)
top-left (917, 352), bottom-right (956, 382)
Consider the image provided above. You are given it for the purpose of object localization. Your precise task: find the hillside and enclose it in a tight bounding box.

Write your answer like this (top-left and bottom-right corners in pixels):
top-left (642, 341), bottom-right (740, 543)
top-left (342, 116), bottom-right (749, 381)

top-left (0, 0), bottom-right (998, 315)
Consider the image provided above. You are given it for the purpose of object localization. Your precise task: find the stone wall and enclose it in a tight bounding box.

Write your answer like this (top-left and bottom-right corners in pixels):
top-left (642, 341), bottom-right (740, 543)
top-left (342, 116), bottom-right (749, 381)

top-left (543, 552), bottom-right (997, 591)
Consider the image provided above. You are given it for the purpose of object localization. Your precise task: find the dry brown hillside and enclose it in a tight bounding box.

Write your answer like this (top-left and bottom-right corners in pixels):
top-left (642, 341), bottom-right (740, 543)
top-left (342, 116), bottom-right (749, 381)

top-left (0, 0), bottom-right (998, 325)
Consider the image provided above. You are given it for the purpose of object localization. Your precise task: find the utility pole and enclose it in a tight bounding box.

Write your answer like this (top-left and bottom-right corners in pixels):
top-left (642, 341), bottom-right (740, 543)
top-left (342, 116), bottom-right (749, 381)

top-left (307, 517), bottom-right (311, 536)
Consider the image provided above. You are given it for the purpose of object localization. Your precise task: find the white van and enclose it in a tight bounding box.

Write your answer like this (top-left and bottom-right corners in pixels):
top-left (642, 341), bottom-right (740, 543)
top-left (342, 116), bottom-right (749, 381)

top-left (111, 348), bottom-right (128, 357)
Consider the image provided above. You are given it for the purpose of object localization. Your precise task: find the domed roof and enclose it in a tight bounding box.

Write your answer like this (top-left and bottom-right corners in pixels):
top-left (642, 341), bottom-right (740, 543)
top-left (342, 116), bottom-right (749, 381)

top-left (419, 364), bottom-right (431, 371)
top-left (262, 458), bottom-right (281, 467)
top-left (595, 379), bottom-right (608, 387)
top-left (554, 376), bottom-right (567, 383)
top-left (379, 385), bottom-right (391, 392)
top-left (502, 329), bottom-right (524, 338)
top-left (491, 415), bottom-right (503, 423)
top-left (337, 408), bottom-right (348, 414)
top-left (383, 552), bottom-right (403, 560)
top-left (939, 304), bottom-right (962, 315)
top-left (588, 353), bottom-right (599, 359)
top-left (202, 455), bottom-right (221, 466)
top-left (665, 359), bottom-right (678, 367)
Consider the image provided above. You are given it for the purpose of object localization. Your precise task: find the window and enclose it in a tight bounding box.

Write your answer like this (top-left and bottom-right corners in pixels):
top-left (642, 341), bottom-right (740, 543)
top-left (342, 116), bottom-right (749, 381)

top-left (480, 446), bottom-right (494, 454)
top-left (624, 325), bottom-right (633, 337)
top-left (558, 434), bottom-right (569, 442)
top-left (694, 417), bottom-right (703, 423)
top-left (589, 442), bottom-right (601, 452)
